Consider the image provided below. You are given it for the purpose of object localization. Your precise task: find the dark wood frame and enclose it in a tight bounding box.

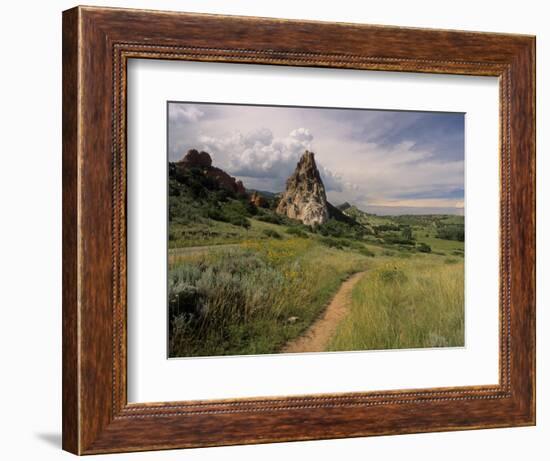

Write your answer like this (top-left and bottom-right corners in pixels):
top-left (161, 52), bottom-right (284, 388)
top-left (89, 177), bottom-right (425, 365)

top-left (62, 5), bottom-right (536, 455)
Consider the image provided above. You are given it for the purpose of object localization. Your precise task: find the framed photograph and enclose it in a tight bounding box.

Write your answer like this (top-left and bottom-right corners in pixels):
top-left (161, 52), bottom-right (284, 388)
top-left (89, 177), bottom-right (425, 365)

top-left (62, 6), bottom-right (535, 455)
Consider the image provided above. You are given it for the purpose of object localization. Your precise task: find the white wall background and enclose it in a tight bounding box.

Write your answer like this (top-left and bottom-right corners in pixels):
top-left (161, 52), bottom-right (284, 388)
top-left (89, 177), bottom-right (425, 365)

top-left (0, 1), bottom-right (546, 459)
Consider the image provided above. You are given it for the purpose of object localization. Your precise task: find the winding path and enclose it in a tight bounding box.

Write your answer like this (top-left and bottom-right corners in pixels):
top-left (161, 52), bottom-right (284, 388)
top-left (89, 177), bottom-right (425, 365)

top-left (281, 271), bottom-right (367, 354)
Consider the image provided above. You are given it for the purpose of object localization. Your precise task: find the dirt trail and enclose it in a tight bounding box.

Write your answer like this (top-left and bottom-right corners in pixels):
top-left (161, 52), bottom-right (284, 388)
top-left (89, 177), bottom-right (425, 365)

top-left (281, 271), bottom-right (367, 354)
top-left (168, 244), bottom-right (241, 265)
top-left (169, 243), bottom-right (241, 256)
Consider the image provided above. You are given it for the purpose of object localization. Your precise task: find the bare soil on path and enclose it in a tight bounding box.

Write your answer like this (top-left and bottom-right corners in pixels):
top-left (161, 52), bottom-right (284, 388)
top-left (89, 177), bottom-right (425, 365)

top-left (281, 271), bottom-right (367, 354)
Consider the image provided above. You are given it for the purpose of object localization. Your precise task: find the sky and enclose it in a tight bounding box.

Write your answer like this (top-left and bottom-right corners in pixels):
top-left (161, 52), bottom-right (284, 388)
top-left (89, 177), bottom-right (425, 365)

top-left (167, 102), bottom-right (464, 215)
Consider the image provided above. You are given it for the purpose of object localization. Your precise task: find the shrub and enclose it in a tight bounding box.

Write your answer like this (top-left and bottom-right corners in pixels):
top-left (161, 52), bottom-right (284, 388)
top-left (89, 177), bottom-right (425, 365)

top-left (263, 229), bottom-right (282, 239)
top-left (168, 264), bottom-right (205, 320)
top-left (377, 267), bottom-right (407, 283)
top-left (203, 200), bottom-right (254, 228)
top-left (346, 240), bottom-right (365, 251)
top-left (317, 219), bottom-right (365, 239)
top-left (246, 201), bottom-right (258, 215)
top-left (228, 215), bottom-right (250, 228)
top-left (417, 242), bottom-right (432, 253)
top-left (286, 227), bottom-right (308, 238)
top-left (168, 244), bottom-right (369, 357)
top-left (401, 226), bottom-right (413, 241)
top-left (214, 189), bottom-right (230, 203)
top-left (169, 250), bottom-right (280, 335)
top-left (373, 224), bottom-right (400, 233)
top-left (398, 245), bottom-right (414, 252)
top-left (206, 206), bottom-right (225, 221)
top-left (436, 224), bottom-right (464, 242)
top-left (319, 236), bottom-right (344, 248)
top-left (221, 199), bottom-right (250, 217)
top-left (319, 237), bottom-right (355, 249)
top-left (171, 167), bottom-right (220, 198)
top-left (257, 213), bottom-right (283, 225)
top-left (382, 234), bottom-right (415, 245)
top-left (359, 247), bottom-right (375, 257)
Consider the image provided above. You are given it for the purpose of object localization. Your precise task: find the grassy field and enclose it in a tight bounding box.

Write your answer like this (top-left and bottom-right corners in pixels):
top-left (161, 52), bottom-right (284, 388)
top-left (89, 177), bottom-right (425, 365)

top-left (169, 238), bottom-right (369, 357)
top-left (169, 217), bottom-right (291, 248)
top-left (328, 255), bottom-right (464, 352)
top-left (168, 210), bottom-right (465, 356)
top-left (169, 230), bottom-right (464, 357)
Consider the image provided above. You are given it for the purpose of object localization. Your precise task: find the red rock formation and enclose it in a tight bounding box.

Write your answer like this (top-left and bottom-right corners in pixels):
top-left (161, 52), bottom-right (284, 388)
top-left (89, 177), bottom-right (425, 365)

top-left (175, 149), bottom-right (246, 196)
top-left (179, 149), bottom-right (212, 168)
top-left (250, 191), bottom-right (268, 208)
top-left (205, 167), bottom-right (246, 196)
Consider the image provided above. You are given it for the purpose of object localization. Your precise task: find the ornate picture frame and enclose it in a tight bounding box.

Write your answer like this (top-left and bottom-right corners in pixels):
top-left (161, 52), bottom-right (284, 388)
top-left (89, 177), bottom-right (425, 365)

top-left (62, 6), bottom-right (535, 454)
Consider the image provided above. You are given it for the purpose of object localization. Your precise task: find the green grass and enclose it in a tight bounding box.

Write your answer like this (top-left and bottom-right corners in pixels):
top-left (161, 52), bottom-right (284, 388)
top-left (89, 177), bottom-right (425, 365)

top-left (168, 209), bottom-right (465, 357)
top-left (415, 234), bottom-right (464, 255)
top-left (168, 239), bottom-right (369, 357)
top-left (169, 218), bottom-right (303, 248)
top-left (410, 219), bottom-right (464, 255)
top-left (328, 255), bottom-right (464, 351)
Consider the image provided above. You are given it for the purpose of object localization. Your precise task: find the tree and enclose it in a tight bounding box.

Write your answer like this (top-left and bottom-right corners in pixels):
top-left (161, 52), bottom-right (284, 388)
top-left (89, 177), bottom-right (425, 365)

top-left (401, 226), bottom-right (413, 242)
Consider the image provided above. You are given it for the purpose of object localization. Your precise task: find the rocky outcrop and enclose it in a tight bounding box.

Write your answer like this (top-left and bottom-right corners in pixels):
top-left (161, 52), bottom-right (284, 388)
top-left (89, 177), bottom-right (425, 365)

top-left (276, 151), bottom-right (329, 226)
top-left (249, 191), bottom-right (268, 208)
top-left (336, 202), bottom-right (352, 211)
top-left (175, 149), bottom-right (246, 196)
top-left (206, 169), bottom-right (246, 196)
top-left (180, 149), bottom-right (212, 168)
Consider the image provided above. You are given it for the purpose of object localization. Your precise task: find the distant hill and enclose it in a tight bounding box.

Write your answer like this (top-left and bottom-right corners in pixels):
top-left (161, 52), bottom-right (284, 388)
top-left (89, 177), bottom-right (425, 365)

top-left (336, 202), bottom-right (352, 211)
top-left (341, 205), bottom-right (393, 232)
top-left (246, 189), bottom-right (278, 199)
top-left (327, 202), bottom-right (362, 227)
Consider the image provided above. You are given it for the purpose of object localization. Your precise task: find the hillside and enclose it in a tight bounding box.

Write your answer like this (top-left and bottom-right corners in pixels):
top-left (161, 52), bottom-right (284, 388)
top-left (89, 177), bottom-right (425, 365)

top-left (168, 149), bottom-right (464, 255)
top-left (339, 203), bottom-right (464, 255)
top-left (168, 149), bottom-right (368, 247)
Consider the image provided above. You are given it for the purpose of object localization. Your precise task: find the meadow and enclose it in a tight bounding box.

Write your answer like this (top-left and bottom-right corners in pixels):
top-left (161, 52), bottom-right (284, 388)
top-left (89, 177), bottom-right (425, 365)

top-left (167, 162), bottom-right (465, 357)
top-left (328, 255), bottom-right (464, 352)
top-left (168, 211), bottom-right (465, 357)
top-left (169, 237), bottom-right (369, 357)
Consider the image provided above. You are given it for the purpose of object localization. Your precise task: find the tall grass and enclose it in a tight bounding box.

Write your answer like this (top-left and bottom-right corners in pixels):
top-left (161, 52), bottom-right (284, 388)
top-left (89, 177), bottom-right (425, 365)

top-left (169, 239), bottom-right (368, 357)
top-left (328, 256), bottom-right (464, 351)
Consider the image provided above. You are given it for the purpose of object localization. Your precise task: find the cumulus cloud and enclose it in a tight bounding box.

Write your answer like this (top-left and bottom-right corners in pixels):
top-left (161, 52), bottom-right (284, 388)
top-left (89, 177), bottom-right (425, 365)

top-left (289, 128), bottom-right (314, 144)
top-left (196, 127), bottom-right (346, 193)
top-left (318, 166), bottom-right (344, 193)
top-left (167, 102), bottom-right (464, 213)
top-left (169, 104), bottom-right (205, 123)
